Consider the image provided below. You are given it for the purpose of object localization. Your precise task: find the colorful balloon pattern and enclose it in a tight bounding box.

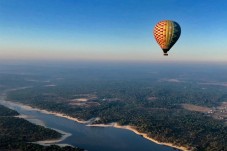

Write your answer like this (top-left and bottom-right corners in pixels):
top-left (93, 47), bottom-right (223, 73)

top-left (153, 20), bottom-right (181, 56)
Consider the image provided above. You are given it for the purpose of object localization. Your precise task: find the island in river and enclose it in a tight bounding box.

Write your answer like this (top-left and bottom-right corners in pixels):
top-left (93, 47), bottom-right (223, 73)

top-left (1, 62), bottom-right (227, 151)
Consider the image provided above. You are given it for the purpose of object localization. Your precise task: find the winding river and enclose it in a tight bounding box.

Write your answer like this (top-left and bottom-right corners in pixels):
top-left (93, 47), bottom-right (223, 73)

top-left (0, 97), bottom-right (176, 151)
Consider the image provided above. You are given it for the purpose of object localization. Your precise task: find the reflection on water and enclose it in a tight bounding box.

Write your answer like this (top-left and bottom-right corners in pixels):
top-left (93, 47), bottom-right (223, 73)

top-left (0, 100), bottom-right (175, 151)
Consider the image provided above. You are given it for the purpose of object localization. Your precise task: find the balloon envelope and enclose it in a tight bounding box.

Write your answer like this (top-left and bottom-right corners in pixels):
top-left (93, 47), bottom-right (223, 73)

top-left (153, 20), bottom-right (181, 56)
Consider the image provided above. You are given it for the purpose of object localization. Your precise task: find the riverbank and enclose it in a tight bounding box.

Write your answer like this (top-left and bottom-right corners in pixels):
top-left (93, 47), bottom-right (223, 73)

top-left (1, 100), bottom-right (190, 151)
top-left (15, 114), bottom-right (46, 126)
top-left (88, 123), bottom-right (190, 151)
top-left (0, 99), bottom-right (89, 124)
top-left (35, 128), bottom-right (72, 147)
top-left (0, 100), bottom-right (73, 147)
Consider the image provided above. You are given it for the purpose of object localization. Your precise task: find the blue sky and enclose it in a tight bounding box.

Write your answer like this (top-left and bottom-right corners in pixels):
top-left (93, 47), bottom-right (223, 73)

top-left (0, 0), bottom-right (227, 62)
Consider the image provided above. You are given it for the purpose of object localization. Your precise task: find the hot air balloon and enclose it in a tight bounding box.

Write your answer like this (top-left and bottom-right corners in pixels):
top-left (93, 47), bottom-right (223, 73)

top-left (153, 20), bottom-right (181, 56)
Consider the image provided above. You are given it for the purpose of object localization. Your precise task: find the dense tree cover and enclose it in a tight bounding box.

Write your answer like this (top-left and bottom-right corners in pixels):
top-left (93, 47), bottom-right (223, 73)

top-left (0, 104), bottom-right (19, 116)
top-left (0, 117), bottom-right (61, 142)
top-left (0, 105), bottom-right (84, 151)
top-left (20, 144), bottom-right (83, 151)
top-left (2, 63), bottom-right (227, 150)
top-left (2, 143), bottom-right (83, 151)
top-left (7, 81), bottom-right (227, 150)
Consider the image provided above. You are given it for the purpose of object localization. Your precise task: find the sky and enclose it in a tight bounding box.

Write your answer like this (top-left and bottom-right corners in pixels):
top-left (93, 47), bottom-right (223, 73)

top-left (0, 0), bottom-right (227, 62)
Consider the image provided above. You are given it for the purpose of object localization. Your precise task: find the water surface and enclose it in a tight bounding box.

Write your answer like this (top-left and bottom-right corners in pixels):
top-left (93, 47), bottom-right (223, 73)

top-left (0, 100), bottom-right (175, 151)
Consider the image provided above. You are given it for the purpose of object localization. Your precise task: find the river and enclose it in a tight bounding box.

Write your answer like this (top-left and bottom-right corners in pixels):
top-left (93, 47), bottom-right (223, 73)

top-left (0, 98), bottom-right (176, 151)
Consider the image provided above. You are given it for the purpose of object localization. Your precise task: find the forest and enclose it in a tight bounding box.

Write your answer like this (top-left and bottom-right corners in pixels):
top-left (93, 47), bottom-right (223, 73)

top-left (0, 105), bottom-right (83, 151)
top-left (1, 63), bottom-right (227, 151)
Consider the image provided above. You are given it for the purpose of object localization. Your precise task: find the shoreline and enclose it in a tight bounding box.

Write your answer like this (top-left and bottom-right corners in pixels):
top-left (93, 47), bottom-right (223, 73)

top-left (88, 123), bottom-right (190, 151)
top-left (15, 114), bottom-right (46, 126)
top-left (34, 128), bottom-right (72, 147)
top-left (0, 99), bottom-right (73, 147)
top-left (1, 100), bottom-right (190, 151)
